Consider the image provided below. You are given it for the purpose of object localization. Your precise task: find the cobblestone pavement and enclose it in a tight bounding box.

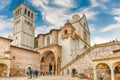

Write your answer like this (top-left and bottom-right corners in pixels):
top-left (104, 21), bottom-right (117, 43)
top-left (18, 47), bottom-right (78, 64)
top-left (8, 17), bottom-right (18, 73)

top-left (0, 76), bottom-right (79, 80)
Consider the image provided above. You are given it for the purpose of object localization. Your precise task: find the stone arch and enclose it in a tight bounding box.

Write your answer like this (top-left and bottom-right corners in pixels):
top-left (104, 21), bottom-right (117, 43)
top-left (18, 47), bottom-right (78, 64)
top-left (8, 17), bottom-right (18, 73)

top-left (25, 64), bottom-right (33, 76)
top-left (0, 63), bottom-right (8, 77)
top-left (113, 61), bottom-right (120, 80)
top-left (96, 63), bottom-right (111, 80)
top-left (25, 64), bottom-right (33, 70)
top-left (96, 63), bottom-right (109, 69)
top-left (112, 62), bottom-right (120, 70)
top-left (40, 50), bottom-right (56, 75)
top-left (40, 50), bottom-right (55, 61)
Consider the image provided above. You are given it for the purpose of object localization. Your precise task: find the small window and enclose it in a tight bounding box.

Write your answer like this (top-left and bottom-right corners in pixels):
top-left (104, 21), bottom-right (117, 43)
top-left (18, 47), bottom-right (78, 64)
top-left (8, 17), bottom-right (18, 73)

top-left (25, 19), bottom-right (27, 24)
top-left (34, 39), bottom-right (38, 48)
top-left (18, 9), bottom-right (19, 15)
top-left (16, 11), bottom-right (18, 16)
top-left (24, 8), bottom-right (27, 15)
top-left (31, 23), bottom-right (33, 27)
top-left (13, 56), bottom-right (15, 59)
top-left (84, 23), bottom-right (86, 27)
top-left (19, 8), bottom-right (21, 14)
top-left (84, 31), bottom-right (87, 41)
top-left (41, 57), bottom-right (45, 63)
top-left (16, 20), bottom-right (18, 24)
top-left (15, 11), bottom-right (17, 16)
top-left (31, 13), bottom-right (33, 19)
top-left (19, 19), bottom-right (20, 23)
top-left (28, 10), bottom-right (30, 17)
top-left (16, 36), bottom-right (18, 40)
top-left (64, 30), bottom-right (67, 34)
top-left (71, 30), bottom-right (73, 34)
top-left (28, 21), bottom-right (30, 25)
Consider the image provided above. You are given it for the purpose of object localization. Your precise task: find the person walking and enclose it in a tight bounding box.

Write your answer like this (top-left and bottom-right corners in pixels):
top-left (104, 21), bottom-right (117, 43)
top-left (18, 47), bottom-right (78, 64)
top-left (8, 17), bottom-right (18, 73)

top-left (33, 69), bottom-right (38, 78)
top-left (29, 69), bottom-right (33, 80)
top-left (36, 70), bottom-right (38, 78)
top-left (27, 67), bottom-right (33, 80)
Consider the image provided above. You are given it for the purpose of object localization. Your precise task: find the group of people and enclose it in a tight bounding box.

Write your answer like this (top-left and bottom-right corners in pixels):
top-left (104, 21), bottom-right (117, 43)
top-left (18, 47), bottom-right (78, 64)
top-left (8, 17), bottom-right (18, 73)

top-left (26, 67), bottom-right (38, 80)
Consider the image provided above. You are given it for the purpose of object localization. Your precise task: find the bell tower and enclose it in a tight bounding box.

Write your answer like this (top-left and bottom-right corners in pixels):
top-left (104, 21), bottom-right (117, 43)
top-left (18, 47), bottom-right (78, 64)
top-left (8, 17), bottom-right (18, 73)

top-left (12, 3), bottom-right (35, 49)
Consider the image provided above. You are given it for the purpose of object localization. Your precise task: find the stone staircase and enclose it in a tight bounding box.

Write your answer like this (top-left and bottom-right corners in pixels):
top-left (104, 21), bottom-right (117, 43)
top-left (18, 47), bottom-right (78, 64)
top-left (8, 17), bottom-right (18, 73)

top-left (0, 75), bottom-right (80, 80)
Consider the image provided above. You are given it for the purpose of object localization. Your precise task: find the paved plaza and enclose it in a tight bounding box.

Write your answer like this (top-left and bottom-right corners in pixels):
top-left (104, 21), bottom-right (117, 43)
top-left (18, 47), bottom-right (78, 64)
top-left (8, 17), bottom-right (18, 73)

top-left (0, 76), bottom-right (80, 80)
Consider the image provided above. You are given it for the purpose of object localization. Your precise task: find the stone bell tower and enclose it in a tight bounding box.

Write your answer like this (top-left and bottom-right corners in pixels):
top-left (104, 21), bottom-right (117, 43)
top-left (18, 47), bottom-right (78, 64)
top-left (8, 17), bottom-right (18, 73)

top-left (12, 3), bottom-right (35, 50)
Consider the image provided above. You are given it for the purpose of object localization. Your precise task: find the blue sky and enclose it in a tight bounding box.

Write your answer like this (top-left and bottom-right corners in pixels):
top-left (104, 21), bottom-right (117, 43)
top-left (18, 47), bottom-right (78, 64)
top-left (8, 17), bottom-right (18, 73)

top-left (0, 0), bottom-right (120, 45)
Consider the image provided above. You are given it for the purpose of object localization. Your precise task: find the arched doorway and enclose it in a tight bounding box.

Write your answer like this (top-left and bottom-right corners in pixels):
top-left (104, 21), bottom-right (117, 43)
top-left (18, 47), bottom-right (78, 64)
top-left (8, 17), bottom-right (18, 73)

top-left (40, 51), bottom-right (56, 76)
top-left (96, 63), bottom-right (111, 80)
top-left (0, 63), bottom-right (8, 77)
top-left (113, 62), bottom-right (120, 80)
top-left (25, 65), bottom-right (32, 76)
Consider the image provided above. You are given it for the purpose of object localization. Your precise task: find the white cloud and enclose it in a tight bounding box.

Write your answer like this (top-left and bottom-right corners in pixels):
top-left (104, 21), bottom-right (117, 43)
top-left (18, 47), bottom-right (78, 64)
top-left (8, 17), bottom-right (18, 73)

top-left (82, 8), bottom-right (98, 20)
top-left (30, 0), bottom-right (74, 26)
top-left (91, 28), bottom-right (120, 45)
top-left (0, 0), bottom-right (11, 10)
top-left (101, 23), bottom-right (120, 32)
top-left (91, 36), bottom-right (110, 45)
top-left (0, 16), bottom-right (13, 37)
top-left (30, 0), bottom-right (98, 35)
top-left (114, 16), bottom-right (120, 23)
top-left (90, 0), bottom-right (99, 7)
top-left (89, 24), bottom-right (96, 32)
top-left (52, 0), bottom-right (75, 8)
top-left (90, 0), bottom-right (109, 9)
top-left (111, 8), bottom-right (120, 23)
top-left (112, 8), bottom-right (120, 15)
top-left (91, 23), bottom-right (120, 45)
top-left (91, 29), bottom-right (120, 45)
top-left (35, 25), bottom-right (59, 36)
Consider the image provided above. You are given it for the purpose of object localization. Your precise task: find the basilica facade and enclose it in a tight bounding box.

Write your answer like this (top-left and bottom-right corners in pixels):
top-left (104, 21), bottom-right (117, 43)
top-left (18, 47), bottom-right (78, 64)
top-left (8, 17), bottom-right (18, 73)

top-left (0, 3), bottom-right (120, 80)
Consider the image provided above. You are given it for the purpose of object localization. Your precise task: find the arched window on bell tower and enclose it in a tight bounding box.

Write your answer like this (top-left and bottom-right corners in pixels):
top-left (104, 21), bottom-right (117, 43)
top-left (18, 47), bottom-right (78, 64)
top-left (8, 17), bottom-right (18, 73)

top-left (28, 10), bottom-right (30, 17)
top-left (31, 13), bottom-right (33, 19)
top-left (24, 8), bottom-right (27, 15)
top-left (47, 36), bottom-right (50, 45)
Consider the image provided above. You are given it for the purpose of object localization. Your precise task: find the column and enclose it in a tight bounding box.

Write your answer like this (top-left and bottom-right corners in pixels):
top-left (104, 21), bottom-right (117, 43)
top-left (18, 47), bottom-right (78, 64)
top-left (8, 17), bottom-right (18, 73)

top-left (52, 65), bottom-right (54, 75)
top-left (7, 69), bottom-right (10, 77)
top-left (94, 69), bottom-right (97, 80)
top-left (111, 69), bottom-right (114, 80)
top-left (55, 60), bottom-right (58, 75)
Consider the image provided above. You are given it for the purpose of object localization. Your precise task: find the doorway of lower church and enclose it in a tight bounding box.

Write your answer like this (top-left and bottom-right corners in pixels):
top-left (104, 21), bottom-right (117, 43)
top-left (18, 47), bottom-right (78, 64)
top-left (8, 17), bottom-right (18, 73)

top-left (40, 51), bottom-right (56, 76)
top-left (0, 64), bottom-right (8, 77)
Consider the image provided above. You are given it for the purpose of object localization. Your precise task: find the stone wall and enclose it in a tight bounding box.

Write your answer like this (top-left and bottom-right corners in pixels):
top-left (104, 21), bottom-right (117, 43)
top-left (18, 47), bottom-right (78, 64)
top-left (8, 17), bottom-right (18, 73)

top-left (0, 37), bottom-right (11, 58)
top-left (10, 46), bottom-right (40, 76)
top-left (61, 41), bottom-right (120, 76)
